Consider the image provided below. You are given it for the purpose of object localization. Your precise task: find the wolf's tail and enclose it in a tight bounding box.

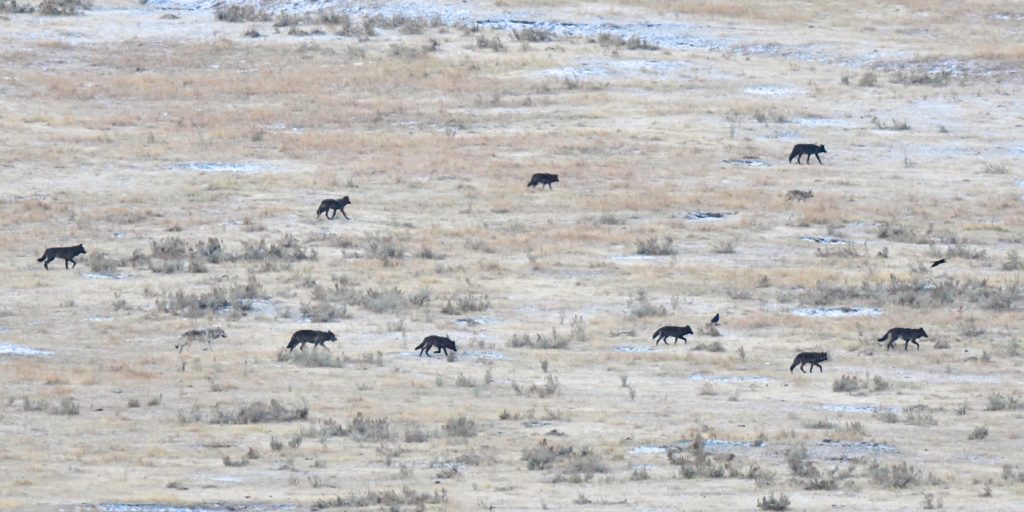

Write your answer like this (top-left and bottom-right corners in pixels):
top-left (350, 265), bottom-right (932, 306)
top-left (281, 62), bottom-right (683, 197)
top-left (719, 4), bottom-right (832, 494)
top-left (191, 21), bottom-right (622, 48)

top-left (652, 328), bottom-right (663, 340)
top-left (789, 358), bottom-right (800, 372)
top-left (413, 341), bottom-right (425, 351)
top-left (877, 332), bottom-right (890, 342)
top-left (287, 339), bottom-right (300, 351)
top-left (37, 254), bottom-right (46, 262)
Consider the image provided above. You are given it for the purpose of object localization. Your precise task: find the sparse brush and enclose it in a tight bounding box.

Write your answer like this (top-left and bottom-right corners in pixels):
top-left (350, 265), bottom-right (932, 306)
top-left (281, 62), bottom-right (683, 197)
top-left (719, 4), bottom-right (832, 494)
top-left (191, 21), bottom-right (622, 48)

top-left (757, 493), bottom-right (791, 511)
top-left (635, 236), bottom-right (676, 255)
top-left (968, 426), bottom-right (989, 440)
top-left (443, 416), bottom-right (477, 437)
top-left (37, 0), bottom-right (91, 15)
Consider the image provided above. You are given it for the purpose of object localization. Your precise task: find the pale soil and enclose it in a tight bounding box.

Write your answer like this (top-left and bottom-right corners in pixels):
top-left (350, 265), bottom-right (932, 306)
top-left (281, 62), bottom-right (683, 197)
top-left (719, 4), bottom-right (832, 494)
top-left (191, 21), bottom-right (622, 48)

top-left (1, 1), bottom-right (1023, 511)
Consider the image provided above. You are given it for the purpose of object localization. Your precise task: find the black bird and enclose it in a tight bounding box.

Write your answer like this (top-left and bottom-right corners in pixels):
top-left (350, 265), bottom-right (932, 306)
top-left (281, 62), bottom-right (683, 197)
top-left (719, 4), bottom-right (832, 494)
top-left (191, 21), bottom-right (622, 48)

top-left (930, 258), bottom-right (947, 268)
top-left (710, 313), bottom-right (720, 325)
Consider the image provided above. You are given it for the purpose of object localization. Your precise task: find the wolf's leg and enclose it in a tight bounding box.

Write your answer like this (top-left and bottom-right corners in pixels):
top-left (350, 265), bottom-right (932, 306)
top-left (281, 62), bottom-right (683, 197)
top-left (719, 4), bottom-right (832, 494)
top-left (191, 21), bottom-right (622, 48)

top-left (815, 153), bottom-right (823, 164)
top-left (341, 208), bottom-right (350, 220)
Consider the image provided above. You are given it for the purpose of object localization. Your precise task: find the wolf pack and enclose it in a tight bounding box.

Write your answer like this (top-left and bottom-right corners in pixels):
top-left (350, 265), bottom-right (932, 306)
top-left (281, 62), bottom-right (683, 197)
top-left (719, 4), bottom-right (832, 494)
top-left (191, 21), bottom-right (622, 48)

top-left (36, 143), bottom-right (938, 372)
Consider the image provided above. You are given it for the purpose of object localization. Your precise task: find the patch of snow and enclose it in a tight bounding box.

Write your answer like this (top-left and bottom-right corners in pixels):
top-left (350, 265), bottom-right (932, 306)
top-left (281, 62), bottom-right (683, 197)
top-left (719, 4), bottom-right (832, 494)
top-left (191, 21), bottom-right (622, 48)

top-left (172, 162), bottom-right (275, 174)
top-left (690, 373), bottom-right (773, 383)
top-left (800, 236), bottom-right (849, 245)
top-left (685, 211), bottom-right (735, 220)
top-left (792, 117), bottom-right (854, 127)
top-left (0, 343), bottom-right (53, 357)
top-left (722, 158), bottom-right (770, 167)
top-left (84, 272), bottom-right (128, 280)
top-left (744, 85), bottom-right (802, 96)
top-left (792, 307), bottom-right (883, 317)
top-left (614, 345), bottom-right (655, 353)
top-left (822, 404), bottom-right (902, 414)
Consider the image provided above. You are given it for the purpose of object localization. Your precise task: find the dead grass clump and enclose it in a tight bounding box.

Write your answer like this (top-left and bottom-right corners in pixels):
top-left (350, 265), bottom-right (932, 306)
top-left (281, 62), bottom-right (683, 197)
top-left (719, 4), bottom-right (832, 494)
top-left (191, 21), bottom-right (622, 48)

top-left (278, 349), bottom-right (347, 368)
top-left (627, 290), bottom-right (667, 318)
top-left (313, 488), bottom-right (446, 510)
top-left (985, 392), bottom-right (1021, 411)
top-left (512, 27), bottom-right (554, 42)
top-left (507, 329), bottom-right (571, 349)
top-left (476, 35), bottom-right (505, 51)
top-left (890, 70), bottom-right (952, 86)
top-left (757, 493), bottom-right (791, 511)
top-left (0, 0), bottom-right (34, 13)
top-left (635, 236), bottom-right (676, 255)
top-left (156, 275), bottom-right (267, 318)
top-left (816, 244), bottom-right (864, 258)
top-left (358, 287), bottom-right (410, 314)
top-left (522, 439), bottom-right (607, 482)
top-left (876, 221), bottom-right (924, 243)
top-left (856, 71), bottom-right (878, 87)
top-left (214, 3), bottom-right (268, 22)
top-left (667, 434), bottom-right (762, 481)
top-left (239, 234), bottom-right (316, 264)
top-left (596, 32), bottom-right (658, 50)
top-left (362, 233), bottom-right (405, 266)
top-left (903, 405), bottom-right (938, 427)
top-left (440, 293), bottom-right (490, 315)
top-left (941, 243), bottom-right (987, 260)
top-left (404, 423), bottom-right (432, 443)
top-left (181, 399), bottom-right (308, 424)
top-left (868, 460), bottom-right (921, 488)
top-left (300, 301), bottom-right (350, 322)
top-left (513, 374), bottom-right (560, 398)
top-left (37, 0), bottom-right (90, 15)
top-left (349, 412), bottom-right (392, 441)
top-left (443, 416), bottom-right (478, 438)
top-left (1002, 250), bottom-right (1023, 271)
top-left (691, 341), bottom-right (726, 352)
top-left (968, 426), bottom-right (989, 440)
top-left (793, 275), bottom-right (1024, 311)
top-left (144, 237), bottom-right (226, 273)
top-left (86, 250), bottom-right (123, 274)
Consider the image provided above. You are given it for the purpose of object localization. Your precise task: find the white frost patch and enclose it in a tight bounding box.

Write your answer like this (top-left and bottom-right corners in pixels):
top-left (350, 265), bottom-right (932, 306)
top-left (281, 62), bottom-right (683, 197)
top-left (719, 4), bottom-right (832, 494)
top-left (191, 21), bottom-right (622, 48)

top-left (722, 158), bottom-right (770, 167)
top-left (817, 439), bottom-right (895, 453)
top-left (172, 162), bottom-right (274, 173)
top-left (99, 506), bottom-right (219, 512)
top-left (690, 373), bottom-right (773, 383)
top-left (614, 345), bottom-right (655, 353)
top-left (84, 272), bottom-right (128, 280)
top-left (0, 343), bottom-right (53, 357)
top-left (608, 254), bottom-right (660, 262)
top-left (793, 307), bottom-right (883, 317)
top-left (1017, 180), bottom-right (1024, 188)
top-left (462, 350), bottom-right (508, 361)
top-left (629, 445), bottom-right (666, 455)
top-left (822, 404), bottom-right (902, 414)
top-left (791, 117), bottom-right (854, 128)
top-left (800, 236), bottom-right (849, 245)
top-left (685, 211), bottom-right (735, 220)
top-left (453, 317), bottom-right (495, 327)
top-left (89, 317), bottom-right (113, 322)
top-left (674, 439), bottom-right (756, 451)
top-left (744, 85), bottom-right (802, 96)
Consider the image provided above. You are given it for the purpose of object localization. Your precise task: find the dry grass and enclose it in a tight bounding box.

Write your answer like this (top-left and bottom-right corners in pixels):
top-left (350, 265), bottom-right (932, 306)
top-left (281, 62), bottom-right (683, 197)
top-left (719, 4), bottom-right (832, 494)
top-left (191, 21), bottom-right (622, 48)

top-left (0, 0), bottom-right (1022, 510)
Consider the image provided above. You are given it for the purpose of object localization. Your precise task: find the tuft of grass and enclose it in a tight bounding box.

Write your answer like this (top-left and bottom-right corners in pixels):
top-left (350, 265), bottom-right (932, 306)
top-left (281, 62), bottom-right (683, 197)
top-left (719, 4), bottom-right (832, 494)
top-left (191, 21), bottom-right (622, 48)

top-left (440, 293), bottom-right (489, 315)
top-left (757, 493), bottom-right (791, 511)
top-left (635, 236), bottom-right (676, 256)
top-left (312, 487), bottom-right (446, 510)
top-left (985, 392), bottom-right (1021, 411)
top-left (181, 399), bottom-right (308, 424)
top-left (968, 426), bottom-right (989, 440)
top-left (37, 0), bottom-right (91, 15)
top-left (443, 416), bottom-right (478, 438)
top-left (627, 290), bottom-right (667, 318)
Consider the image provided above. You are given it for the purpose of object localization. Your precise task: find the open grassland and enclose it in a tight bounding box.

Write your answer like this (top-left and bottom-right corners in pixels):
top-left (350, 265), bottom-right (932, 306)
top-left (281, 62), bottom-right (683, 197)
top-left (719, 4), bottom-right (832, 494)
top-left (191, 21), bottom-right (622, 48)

top-left (1, 0), bottom-right (1023, 510)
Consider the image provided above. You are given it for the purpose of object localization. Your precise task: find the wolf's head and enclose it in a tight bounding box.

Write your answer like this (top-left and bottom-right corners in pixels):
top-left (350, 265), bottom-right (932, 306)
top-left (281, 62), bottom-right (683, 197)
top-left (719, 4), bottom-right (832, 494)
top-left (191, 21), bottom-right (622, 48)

top-left (817, 145), bottom-right (826, 153)
top-left (76, 244), bottom-right (87, 254)
top-left (326, 330), bottom-right (337, 341)
top-left (211, 327), bottom-right (227, 339)
top-left (918, 328), bottom-right (928, 338)
top-left (682, 325), bottom-right (694, 336)
top-left (339, 196), bottom-right (351, 206)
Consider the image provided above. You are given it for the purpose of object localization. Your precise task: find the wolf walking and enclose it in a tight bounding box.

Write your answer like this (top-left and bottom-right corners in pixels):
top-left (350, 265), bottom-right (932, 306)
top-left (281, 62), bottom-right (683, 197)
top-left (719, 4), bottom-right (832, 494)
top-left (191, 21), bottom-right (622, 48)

top-left (652, 325), bottom-right (694, 345)
top-left (287, 330), bottom-right (336, 351)
top-left (877, 327), bottom-right (928, 351)
top-left (415, 335), bottom-right (457, 357)
top-left (788, 144), bottom-right (826, 164)
top-left (175, 327), bottom-right (227, 353)
top-left (790, 352), bottom-right (829, 373)
top-left (37, 244), bottom-right (87, 270)
top-left (316, 196), bottom-right (351, 220)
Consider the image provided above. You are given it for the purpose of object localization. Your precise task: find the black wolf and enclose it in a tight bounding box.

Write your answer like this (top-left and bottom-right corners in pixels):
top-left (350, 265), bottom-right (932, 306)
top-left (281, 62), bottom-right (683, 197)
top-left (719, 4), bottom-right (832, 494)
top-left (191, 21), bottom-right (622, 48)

top-left (527, 173), bottom-right (559, 189)
top-left (316, 196), bottom-right (351, 220)
top-left (785, 189), bottom-right (814, 202)
top-left (414, 335), bottom-right (457, 357)
top-left (175, 327), bottom-right (227, 353)
top-left (790, 352), bottom-right (828, 373)
top-left (652, 325), bottom-right (694, 345)
top-left (287, 329), bottom-right (336, 351)
top-left (788, 144), bottom-right (826, 164)
top-left (877, 327), bottom-right (928, 351)
top-left (37, 244), bottom-right (87, 270)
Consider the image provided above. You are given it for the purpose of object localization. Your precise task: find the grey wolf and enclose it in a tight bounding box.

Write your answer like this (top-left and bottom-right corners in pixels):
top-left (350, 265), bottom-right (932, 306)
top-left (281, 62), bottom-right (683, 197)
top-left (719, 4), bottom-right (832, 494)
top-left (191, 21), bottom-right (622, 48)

top-left (414, 335), bottom-right (457, 357)
top-left (652, 325), bottom-right (694, 345)
top-left (316, 196), bottom-right (351, 220)
top-left (287, 329), bottom-right (336, 351)
top-left (788, 144), bottom-right (826, 164)
top-left (877, 327), bottom-right (928, 351)
top-left (175, 327), bottom-right (227, 353)
top-left (785, 190), bottom-right (814, 201)
top-left (790, 352), bottom-right (828, 372)
top-left (527, 173), bottom-right (559, 189)
top-left (37, 244), bottom-right (87, 270)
